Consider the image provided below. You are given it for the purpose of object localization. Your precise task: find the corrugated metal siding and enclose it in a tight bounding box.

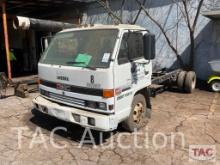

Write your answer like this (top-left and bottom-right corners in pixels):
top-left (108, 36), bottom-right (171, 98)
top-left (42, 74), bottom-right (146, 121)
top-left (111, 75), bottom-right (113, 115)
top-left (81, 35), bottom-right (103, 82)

top-left (83, 0), bottom-right (220, 80)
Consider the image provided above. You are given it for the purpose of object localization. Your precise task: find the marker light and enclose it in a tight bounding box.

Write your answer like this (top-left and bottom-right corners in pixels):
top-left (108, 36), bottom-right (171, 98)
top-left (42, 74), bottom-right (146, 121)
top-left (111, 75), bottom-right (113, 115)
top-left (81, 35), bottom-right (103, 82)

top-left (103, 89), bottom-right (115, 98)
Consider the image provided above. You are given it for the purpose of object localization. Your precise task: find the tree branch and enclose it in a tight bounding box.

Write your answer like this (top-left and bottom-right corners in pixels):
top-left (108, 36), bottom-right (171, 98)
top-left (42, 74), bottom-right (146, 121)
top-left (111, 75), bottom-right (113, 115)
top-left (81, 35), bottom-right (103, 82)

top-left (120, 0), bottom-right (126, 20)
top-left (172, 0), bottom-right (188, 26)
top-left (192, 0), bottom-right (204, 31)
top-left (135, 0), bottom-right (184, 67)
top-left (96, 0), bottom-right (122, 24)
top-left (182, 0), bottom-right (192, 32)
top-left (132, 0), bottom-right (147, 24)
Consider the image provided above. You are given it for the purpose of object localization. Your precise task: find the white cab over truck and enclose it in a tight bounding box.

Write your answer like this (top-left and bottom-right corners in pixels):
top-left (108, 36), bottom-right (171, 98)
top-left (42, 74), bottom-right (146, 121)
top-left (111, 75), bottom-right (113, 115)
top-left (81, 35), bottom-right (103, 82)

top-left (33, 24), bottom-right (196, 132)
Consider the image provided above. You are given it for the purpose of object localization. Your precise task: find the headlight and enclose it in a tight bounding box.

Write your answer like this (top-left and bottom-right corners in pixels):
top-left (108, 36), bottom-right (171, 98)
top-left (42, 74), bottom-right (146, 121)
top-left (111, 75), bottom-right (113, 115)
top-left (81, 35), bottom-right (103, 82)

top-left (98, 102), bottom-right (107, 110)
top-left (86, 101), bottom-right (107, 110)
top-left (87, 101), bottom-right (97, 109)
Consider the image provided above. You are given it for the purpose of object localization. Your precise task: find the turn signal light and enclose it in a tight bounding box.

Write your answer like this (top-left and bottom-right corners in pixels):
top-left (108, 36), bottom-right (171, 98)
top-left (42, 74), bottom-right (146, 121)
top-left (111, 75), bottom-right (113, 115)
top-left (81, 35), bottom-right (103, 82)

top-left (103, 89), bottom-right (115, 98)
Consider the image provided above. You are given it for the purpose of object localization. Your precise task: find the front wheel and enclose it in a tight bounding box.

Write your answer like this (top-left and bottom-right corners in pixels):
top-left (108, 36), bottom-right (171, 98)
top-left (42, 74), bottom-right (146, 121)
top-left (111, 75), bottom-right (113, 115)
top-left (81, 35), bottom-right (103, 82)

top-left (122, 94), bottom-right (151, 132)
top-left (210, 80), bottom-right (220, 92)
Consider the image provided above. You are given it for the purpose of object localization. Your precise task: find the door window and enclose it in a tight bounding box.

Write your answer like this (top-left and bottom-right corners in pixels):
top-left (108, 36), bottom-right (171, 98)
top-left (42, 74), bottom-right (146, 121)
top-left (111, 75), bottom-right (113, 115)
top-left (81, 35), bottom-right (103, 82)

top-left (118, 32), bottom-right (144, 65)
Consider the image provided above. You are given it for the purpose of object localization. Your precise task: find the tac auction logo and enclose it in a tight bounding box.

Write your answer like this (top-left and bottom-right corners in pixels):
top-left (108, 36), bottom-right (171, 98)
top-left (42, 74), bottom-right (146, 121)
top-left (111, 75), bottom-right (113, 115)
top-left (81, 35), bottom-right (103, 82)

top-left (189, 145), bottom-right (216, 162)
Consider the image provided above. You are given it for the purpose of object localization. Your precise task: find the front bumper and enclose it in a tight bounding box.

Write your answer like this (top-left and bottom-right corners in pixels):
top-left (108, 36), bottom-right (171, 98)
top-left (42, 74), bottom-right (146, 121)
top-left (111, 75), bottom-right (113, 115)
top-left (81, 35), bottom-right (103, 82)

top-left (33, 96), bottom-right (118, 132)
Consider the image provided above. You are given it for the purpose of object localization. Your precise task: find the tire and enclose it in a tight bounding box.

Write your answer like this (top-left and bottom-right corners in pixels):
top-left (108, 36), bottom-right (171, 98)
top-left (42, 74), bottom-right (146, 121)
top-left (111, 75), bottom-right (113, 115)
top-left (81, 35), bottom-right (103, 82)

top-left (177, 71), bottom-right (187, 90)
top-left (210, 80), bottom-right (220, 92)
top-left (122, 94), bottom-right (151, 132)
top-left (184, 71), bottom-right (196, 93)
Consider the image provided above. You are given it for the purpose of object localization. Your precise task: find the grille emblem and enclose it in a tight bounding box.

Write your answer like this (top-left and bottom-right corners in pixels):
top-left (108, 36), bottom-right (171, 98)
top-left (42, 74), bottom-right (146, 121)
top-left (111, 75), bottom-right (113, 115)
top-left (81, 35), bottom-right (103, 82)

top-left (56, 84), bottom-right (71, 92)
top-left (56, 83), bottom-right (63, 90)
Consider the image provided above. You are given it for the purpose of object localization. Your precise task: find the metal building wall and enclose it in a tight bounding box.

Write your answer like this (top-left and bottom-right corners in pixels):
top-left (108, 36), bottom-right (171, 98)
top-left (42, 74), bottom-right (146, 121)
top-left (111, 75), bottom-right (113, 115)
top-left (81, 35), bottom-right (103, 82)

top-left (83, 0), bottom-right (220, 80)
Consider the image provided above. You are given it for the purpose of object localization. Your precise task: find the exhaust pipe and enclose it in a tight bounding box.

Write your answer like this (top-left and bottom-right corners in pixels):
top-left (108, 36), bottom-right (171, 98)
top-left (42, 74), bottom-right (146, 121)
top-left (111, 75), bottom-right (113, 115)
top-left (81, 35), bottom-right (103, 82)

top-left (13, 16), bottom-right (75, 32)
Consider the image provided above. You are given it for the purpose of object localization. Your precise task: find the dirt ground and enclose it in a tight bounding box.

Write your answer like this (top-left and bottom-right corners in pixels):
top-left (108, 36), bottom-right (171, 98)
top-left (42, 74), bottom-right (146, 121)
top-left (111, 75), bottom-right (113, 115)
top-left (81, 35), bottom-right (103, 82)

top-left (0, 89), bottom-right (219, 165)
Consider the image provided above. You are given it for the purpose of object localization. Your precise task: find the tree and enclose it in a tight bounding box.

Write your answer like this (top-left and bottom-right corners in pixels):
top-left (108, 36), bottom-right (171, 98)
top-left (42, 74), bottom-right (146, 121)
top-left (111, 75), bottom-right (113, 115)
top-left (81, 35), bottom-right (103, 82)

top-left (177, 0), bottom-right (205, 69)
top-left (96, 0), bottom-right (122, 24)
top-left (95, 0), bottom-right (205, 70)
top-left (136, 0), bottom-right (205, 69)
top-left (135, 0), bottom-right (185, 67)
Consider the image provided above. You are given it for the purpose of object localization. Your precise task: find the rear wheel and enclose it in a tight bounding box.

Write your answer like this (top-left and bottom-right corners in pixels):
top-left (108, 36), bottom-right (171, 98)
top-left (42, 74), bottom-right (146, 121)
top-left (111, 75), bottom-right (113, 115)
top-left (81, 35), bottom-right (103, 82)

top-left (211, 80), bottom-right (220, 92)
top-left (122, 94), bottom-right (151, 132)
top-left (184, 71), bottom-right (196, 93)
top-left (177, 71), bottom-right (187, 91)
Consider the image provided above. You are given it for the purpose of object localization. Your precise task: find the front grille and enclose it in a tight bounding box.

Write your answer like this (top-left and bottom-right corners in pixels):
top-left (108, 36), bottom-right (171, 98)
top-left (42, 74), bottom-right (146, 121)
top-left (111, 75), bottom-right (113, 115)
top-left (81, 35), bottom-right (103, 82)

top-left (40, 79), bottom-right (103, 96)
top-left (41, 89), bottom-right (86, 106)
top-left (49, 93), bottom-right (86, 106)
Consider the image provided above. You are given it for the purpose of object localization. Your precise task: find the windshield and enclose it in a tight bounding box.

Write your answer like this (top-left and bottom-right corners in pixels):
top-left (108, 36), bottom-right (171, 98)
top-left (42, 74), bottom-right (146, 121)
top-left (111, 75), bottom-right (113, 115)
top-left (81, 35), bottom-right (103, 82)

top-left (40, 29), bottom-right (118, 68)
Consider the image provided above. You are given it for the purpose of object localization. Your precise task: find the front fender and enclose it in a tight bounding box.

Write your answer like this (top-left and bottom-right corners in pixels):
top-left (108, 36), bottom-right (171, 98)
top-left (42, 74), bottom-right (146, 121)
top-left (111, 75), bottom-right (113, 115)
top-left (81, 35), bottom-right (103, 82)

top-left (208, 75), bottom-right (220, 84)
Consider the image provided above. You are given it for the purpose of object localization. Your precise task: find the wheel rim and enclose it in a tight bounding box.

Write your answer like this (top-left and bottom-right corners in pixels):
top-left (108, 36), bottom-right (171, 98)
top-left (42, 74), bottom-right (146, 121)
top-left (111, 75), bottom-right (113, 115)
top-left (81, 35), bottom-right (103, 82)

top-left (133, 102), bottom-right (144, 124)
top-left (192, 76), bottom-right (196, 89)
top-left (212, 82), bottom-right (220, 92)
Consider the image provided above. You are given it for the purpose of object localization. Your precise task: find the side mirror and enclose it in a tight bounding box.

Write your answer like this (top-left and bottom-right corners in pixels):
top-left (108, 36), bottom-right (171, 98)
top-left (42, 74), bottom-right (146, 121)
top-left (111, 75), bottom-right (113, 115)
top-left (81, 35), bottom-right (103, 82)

top-left (143, 33), bottom-right (156, 60)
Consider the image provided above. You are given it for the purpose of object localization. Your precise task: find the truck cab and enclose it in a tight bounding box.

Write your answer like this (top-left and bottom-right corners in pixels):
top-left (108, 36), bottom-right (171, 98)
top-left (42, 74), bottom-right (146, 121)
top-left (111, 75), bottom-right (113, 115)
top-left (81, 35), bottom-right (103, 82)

top-left (33, 24), bottom-right (155, 132)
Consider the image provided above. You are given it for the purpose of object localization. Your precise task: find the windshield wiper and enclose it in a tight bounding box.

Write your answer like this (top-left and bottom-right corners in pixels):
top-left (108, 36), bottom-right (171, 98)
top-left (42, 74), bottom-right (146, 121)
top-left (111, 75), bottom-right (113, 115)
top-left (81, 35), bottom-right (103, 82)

top-left (84, 66), bottom-right (97, 70)
top-left (66, 61), bottom-right (86, 65)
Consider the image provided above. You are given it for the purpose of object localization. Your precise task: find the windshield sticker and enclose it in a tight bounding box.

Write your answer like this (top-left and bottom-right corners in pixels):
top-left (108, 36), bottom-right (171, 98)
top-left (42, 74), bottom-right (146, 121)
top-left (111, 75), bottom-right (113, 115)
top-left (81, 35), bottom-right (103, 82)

top-left (102, 53), bottom-right (111, 63)
top-left (73, 54), bottom-right (92, 67)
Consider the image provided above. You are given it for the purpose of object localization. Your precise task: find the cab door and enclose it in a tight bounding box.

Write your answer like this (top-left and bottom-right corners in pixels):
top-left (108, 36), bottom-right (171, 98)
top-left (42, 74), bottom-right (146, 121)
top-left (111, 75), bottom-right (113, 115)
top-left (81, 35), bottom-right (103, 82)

top-left (114, 31), bottom-right (151, 117)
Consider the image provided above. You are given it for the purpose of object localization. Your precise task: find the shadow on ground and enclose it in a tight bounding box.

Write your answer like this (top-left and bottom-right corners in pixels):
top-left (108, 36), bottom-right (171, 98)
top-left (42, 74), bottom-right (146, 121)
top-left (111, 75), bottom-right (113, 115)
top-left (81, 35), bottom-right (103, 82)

top-left (27, 109), bottom-right (122, 146)
top-left (165, 78), bottom-right (212, 93)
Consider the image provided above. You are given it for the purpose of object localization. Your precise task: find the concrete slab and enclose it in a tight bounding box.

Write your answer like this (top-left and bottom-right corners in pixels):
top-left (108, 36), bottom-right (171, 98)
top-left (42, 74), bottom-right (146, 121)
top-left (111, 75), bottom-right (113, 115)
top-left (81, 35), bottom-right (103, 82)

top-left (0, 90), bottom-right (219, 164)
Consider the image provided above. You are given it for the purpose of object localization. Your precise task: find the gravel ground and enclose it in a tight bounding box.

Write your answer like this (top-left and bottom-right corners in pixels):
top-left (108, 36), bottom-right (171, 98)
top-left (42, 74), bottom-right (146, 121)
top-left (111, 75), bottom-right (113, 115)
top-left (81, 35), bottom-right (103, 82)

top-left (0, 89), bottom-right (219, 165)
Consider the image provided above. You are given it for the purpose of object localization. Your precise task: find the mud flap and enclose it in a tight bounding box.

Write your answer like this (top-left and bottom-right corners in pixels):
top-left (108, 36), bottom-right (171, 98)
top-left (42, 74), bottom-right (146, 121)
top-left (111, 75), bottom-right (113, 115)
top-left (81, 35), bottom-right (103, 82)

top-left (146, 87), bottom-right (152, 118)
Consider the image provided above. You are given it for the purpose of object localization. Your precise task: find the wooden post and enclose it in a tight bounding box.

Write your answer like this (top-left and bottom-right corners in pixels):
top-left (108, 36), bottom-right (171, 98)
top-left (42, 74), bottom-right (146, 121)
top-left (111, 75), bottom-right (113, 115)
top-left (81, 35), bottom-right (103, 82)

top-left (2, 2), bottom-right (12, 80)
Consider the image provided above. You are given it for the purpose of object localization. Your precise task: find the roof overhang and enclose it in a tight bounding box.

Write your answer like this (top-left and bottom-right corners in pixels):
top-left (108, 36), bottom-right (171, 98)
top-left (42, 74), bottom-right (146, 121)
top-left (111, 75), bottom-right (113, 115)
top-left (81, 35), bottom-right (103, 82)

top-left (0, 0), bottom-right (92, 19)
top-left (202, 10), bottom-right (220, 19)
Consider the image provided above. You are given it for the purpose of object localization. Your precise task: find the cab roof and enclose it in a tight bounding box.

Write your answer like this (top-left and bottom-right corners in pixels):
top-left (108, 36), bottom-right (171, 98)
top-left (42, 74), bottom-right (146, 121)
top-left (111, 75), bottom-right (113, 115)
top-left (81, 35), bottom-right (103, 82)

top-left (60, 24), bottom-right (146, 33)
